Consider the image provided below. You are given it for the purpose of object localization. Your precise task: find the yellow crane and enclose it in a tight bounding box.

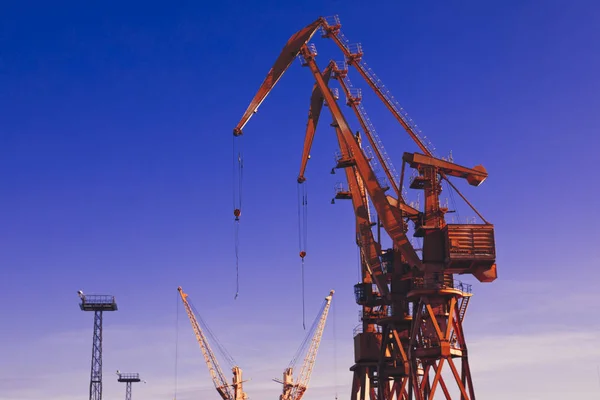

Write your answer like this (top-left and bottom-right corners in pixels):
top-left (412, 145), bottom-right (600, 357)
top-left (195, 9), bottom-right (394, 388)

top-left (177, 286), bottom-right (248, 400)
top-left (276, 290), bottom-right (335, 400)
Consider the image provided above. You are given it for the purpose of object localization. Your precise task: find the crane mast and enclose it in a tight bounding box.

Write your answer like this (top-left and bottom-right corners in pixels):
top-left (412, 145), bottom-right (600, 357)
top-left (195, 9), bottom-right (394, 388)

top-left (233, 15), bottom-right (497, 400)
top-left (177, 287), bottom-right (247, 400)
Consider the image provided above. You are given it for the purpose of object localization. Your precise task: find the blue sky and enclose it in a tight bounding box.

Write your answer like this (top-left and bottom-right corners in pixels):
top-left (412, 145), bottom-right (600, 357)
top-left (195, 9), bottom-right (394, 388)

top-left (1, 0), bottom-right (600, 399)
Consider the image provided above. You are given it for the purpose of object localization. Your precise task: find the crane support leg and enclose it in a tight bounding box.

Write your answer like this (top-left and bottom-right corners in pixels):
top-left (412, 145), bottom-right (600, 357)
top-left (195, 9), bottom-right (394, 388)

top-left (408, 291), bottom-right (475, 400)
top-left (377, 323), bottom-right (410, 400)
top-left (351, 365), bottom-right (378, 400)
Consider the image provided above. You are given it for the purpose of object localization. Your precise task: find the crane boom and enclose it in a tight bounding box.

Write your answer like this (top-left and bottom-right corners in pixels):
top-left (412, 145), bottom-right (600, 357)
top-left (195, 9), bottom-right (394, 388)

top-left (333, 69), bottom-right (421, 221)
top-left (298, 63), bottom-right (389, 298)
top-left (231, 19), bottom-right (422, 269)
top-left (333, 125), bottom-right (388, 297)
top-left (299, 45), bottom-right (422, 270)
top-left (177, 287), bottom-right (243, 400)
top-left (298, 62), bottom-right (334, 183)
top-left (320, 17), bottom-right (434, 157)
top-left (289, 290), bottom-right (335, 400)
top-left (234, 19), bottom-right (323, 136)
top-left (335, 68), bottom-right (400, 197)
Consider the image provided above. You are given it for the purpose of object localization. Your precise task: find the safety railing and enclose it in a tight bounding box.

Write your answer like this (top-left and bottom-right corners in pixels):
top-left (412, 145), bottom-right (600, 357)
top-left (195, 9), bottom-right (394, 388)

top-left (82, 295), bottom-right (116, 305)
top-left (333, 60), bottom-right (348, 76)
top-left (346, 88), bottom-right (362, 104)
top-left (321, 15), bottom-right (341, 31)
top-left (386, 303), bottom-right (413, 318)
top-left (355, 60), bottom-right (436, 156)
top-left (353, 324), bottom-right (382, 337)
top-left (359, 307), bottom-right (388, 320)
top-left (321, 14), bottom-right (437, 157)
top-left (330, 87), bottom-right (340, 100)
top-left (334, 182), bottom-right (350, 195)
top-left (411, 278), bottom-right (472, 294)
top-left (118, 373), bottom-right (140, 381)
top-left (329, 71), bottom-right (392, 196)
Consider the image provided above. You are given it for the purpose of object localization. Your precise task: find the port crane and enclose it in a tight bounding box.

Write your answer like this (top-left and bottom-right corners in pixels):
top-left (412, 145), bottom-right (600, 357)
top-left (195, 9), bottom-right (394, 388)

top-left (177, 286), bottom-right (248, 400)
top-left (233, 15), bottom-right (497, 400)
top-left (276, 289), bottom-right (335, 400)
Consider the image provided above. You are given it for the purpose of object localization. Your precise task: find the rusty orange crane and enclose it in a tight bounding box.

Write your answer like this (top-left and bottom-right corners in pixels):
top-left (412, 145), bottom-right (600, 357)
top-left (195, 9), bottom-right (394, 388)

top-left (233, 15), bottom-right (496, 400)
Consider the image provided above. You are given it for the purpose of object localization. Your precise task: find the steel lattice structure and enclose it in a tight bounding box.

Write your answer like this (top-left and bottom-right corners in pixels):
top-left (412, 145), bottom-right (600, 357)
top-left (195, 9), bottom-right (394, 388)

top-left (117, 372), bottom-right (142, 400)
top-left (79, 292), bottom-right (118, 400)
top-left (232, 15), bottom-right (497, 400)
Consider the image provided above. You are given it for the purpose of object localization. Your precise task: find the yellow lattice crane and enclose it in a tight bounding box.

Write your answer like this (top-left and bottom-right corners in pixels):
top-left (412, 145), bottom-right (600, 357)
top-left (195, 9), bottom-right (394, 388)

top-left (177, 286), bottom-right (248, 400)
top-left (276, 290), bottom-right (334, 400)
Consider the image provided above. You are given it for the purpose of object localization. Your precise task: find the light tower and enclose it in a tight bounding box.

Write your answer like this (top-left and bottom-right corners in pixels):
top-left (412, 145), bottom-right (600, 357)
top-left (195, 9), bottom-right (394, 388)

top-left (117, 371), bottom-right (144, 400)
top-left (78, 290), bottom-right (118, 400)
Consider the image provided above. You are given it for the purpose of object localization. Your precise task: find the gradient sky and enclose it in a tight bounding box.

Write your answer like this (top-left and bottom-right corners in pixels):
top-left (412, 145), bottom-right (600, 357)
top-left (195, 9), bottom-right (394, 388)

top-left (1, 1), bottom-right (600, 399)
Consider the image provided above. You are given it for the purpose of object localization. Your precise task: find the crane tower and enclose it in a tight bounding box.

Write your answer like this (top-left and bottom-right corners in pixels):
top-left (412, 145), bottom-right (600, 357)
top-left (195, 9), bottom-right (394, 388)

top-left (78, 290), bottom-right (118, 400)
top-left (117, 371), bottom-right (143, 400)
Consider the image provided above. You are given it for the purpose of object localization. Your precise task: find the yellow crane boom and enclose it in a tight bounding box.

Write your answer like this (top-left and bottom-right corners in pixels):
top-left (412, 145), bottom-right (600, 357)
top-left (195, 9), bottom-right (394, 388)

top-left (280, 290), bottom-right (335, 400)
top-left (177, 286), bottom-right (247, 400)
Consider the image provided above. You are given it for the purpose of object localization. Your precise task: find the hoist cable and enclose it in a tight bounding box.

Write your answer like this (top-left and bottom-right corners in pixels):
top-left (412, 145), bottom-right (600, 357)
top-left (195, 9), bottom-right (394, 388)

top-left (302, 259), bottom-right (306, 330)
top-left (174, 290), bottom-right (180, 400)
top-left (297, 183), bottom-right (303, 253)
top-left (233, 136), bottom-right (244, 299)
top-left (303, 185), bottom-right (308, 254)
top-left (288, 299), bottom-right (326, 368)
top-left (233, 136), bottom-right (244, 211)
top-left (297, 182), bottom-right (309, 329)
top-left (234, 221), bottom-right (240, 299)
top-left (445, 179), bottom-right (460, 222)
top-left (332, 298), bottom-right (339, 400)
top-left (232, 136), bottom-right (236, 211)
top-left (189, 301), bottom-right (236, 368)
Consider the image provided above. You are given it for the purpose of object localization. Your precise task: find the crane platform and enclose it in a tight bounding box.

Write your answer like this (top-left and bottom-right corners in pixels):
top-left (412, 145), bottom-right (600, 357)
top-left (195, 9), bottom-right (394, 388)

top-left (79, 294), bottom-right (118, 311)
top-left (117, 373), bottom-right (141, 383)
